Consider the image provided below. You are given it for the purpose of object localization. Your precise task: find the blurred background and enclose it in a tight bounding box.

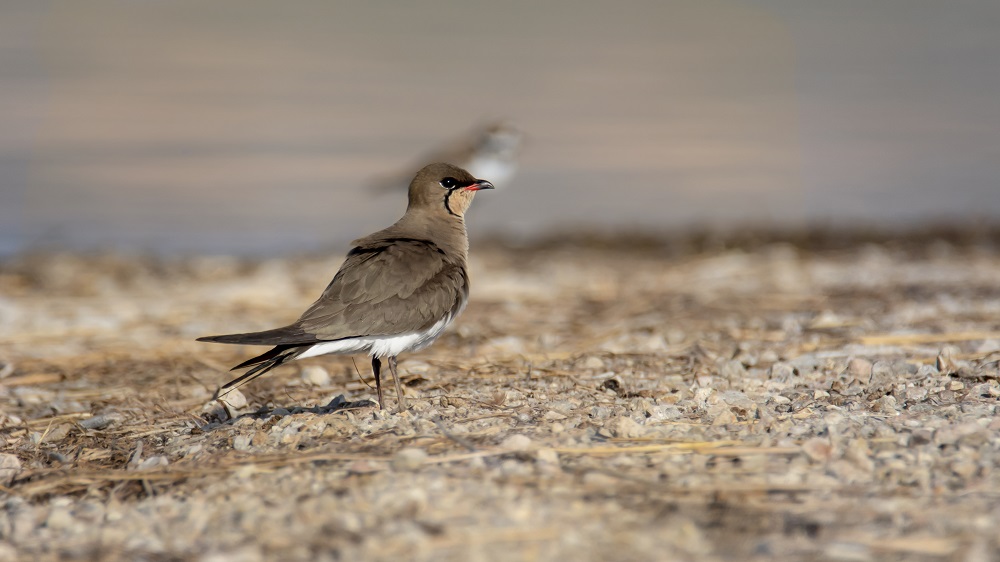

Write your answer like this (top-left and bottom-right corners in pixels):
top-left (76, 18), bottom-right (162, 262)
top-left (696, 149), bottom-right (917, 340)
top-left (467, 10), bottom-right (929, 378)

top-left (1, 0), bottom-right (998, 257)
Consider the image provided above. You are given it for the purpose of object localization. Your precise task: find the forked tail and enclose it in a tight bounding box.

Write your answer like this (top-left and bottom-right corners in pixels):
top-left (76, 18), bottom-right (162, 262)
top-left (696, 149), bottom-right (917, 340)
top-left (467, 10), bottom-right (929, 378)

top-left (214, 344), bottom-right (303, 398)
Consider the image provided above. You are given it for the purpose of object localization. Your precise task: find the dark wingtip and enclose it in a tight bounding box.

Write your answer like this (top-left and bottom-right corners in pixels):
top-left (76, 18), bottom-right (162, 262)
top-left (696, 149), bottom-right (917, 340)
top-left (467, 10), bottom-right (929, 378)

top-left (196, 334), bottom-right (245, 344)
top-left (195, 327), bottom-right (321, 346)
top-left (196, 333), bottom-right (263, 345)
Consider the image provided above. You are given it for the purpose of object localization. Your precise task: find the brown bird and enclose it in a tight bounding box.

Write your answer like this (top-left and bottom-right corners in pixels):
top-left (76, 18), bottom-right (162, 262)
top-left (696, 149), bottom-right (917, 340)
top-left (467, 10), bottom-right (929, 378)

top-left (198, 163), bottom-right (494, 412)
top-left (370, 121), bottom-right (521, 193)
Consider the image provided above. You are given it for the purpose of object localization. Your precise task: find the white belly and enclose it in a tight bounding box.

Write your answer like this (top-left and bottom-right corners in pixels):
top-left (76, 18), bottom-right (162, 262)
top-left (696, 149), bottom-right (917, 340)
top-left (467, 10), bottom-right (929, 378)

top-left (295, 316), bottom-right (452, 360)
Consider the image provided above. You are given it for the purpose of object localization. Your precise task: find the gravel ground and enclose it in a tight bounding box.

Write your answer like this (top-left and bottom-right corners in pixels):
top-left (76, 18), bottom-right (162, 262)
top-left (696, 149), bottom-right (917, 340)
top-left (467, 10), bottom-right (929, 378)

top-left (2, 231), bottom-right (1000, 561)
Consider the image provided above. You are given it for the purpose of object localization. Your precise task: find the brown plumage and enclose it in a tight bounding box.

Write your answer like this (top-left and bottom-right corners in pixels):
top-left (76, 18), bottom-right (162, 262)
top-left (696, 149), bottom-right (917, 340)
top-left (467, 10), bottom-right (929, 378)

top-left (198, 163), bottom-right (493, 412)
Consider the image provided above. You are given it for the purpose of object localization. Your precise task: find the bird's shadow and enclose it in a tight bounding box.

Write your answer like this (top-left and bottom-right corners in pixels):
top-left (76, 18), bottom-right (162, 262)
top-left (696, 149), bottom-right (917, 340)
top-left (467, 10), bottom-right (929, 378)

top-left (203, 394), bottom-right (378, 432)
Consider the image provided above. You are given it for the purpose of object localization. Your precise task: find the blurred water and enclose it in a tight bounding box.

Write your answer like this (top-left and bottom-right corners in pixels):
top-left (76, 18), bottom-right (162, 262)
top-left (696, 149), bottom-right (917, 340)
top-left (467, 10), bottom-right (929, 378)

top-left (2, 1), bottom-right (999, 256)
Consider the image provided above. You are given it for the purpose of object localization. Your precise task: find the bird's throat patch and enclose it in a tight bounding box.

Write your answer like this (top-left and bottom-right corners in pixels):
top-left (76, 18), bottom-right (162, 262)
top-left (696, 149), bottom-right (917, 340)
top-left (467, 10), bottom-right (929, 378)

top-left (443, 189), bottom-right (460, 217)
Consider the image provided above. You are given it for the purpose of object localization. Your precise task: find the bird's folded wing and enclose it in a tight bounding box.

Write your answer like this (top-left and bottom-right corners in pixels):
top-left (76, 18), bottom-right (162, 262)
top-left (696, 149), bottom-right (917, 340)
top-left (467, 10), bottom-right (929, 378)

top-left (196, 326), bottom-right (322, 346)
top-left (295, 238), bottom-right (469, 339)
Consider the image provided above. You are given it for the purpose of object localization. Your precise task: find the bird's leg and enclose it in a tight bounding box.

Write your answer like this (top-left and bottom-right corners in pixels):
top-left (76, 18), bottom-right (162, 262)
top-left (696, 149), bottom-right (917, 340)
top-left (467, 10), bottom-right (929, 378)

top-left (388, 356), bottom-right (407, 413)
top-left (372, 356), bottom-right (384, 410)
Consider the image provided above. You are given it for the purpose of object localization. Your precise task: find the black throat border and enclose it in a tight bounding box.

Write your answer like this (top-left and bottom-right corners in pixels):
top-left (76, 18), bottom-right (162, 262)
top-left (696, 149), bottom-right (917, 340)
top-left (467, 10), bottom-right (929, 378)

top-left (443, 180), bottom-right (476, 217)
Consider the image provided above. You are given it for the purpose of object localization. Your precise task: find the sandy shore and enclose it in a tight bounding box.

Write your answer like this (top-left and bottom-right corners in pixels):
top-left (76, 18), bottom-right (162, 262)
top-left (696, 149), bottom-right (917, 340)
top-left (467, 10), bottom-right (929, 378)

top-left (2, 231), bottom-right (1000, 561)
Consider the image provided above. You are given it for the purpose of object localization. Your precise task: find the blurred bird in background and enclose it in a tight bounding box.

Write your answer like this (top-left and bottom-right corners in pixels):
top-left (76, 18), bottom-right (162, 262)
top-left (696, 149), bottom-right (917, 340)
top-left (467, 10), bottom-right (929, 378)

top-left (370, 121), bottom-right (522, 193)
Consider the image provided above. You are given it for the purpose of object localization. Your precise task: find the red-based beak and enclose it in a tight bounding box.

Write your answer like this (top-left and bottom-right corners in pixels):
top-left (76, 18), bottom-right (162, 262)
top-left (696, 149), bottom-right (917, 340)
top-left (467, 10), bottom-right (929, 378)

top-left (463, 179), bottom-right (495, 192)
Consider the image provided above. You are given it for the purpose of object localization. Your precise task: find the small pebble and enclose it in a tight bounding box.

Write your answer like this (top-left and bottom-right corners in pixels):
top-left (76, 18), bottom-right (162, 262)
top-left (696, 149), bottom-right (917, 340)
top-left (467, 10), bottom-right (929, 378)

top-left (595, 427), bottom-right (614, 439)
top-left (910, 428), bottom-right (934, 445)
top-left (802, 438), bottom-right (834, 462)
top-left (219, 389), bottom-right (249, 419)
top-left (720, 360), bottom-right (746, 380)
top-left (232, 435), bottom-right (252, 451)
top-left (536, 448), bottom-right (560, 465)
top-left (769, 363), bottom-right (796, 381)
top-left (80, 413), bottom-right (124, 430)
top-left (846, 357), bottom-right (873, 380)
top-left (666, 328), bottom-right (686, 346)
top-left (42, 424), bottom-right (72, 443)
top-left (719, 391), bottom-right (756, 413)
top-left (823, 541), bottom-right (873, 562)
top-left (200, 546), bottom-right (264, 562)
top-left (500, 458), bottom-right (532, 476)
top-left (392, 447), bottom-right (428, 471)
top-left (135, 456), bottom-right (169, 470)
top-left (0, 453), bottom-right (21, 485)
top-left (250, 431), bottom-right (268, 447)
top-left (608, 416), bottom-right (645, 438)
top-left (867, 362), bottom-right (894, 396)
top-left (45, 506), bottom-right (75, 531)
top-left (582, 471), bottom-right (619, 487)
top-left (345, 460), bottom-right (381, 475)
top-left (916, 364), bottom-right (938, 377)
top-left (300, 365), bottom-right (331, 386)
top-left (936, 346), bottom-right (962, 373)
top-left (500, 434), bottom-right (534, 451)
top-left (952, 461), bottom-right (978, 480)
top-left (711, 408), bottom-right (738, 426)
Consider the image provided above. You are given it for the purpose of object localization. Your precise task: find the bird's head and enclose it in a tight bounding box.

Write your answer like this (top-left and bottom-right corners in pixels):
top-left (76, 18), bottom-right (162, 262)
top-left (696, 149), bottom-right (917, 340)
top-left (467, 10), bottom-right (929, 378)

top-left (408, 162), bottom-right (494, 218)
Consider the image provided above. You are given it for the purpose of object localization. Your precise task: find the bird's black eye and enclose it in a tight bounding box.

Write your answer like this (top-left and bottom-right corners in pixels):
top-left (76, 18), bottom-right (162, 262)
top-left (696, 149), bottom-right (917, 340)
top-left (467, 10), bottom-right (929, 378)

top-left (440, 177), bottom-right (457, 189)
